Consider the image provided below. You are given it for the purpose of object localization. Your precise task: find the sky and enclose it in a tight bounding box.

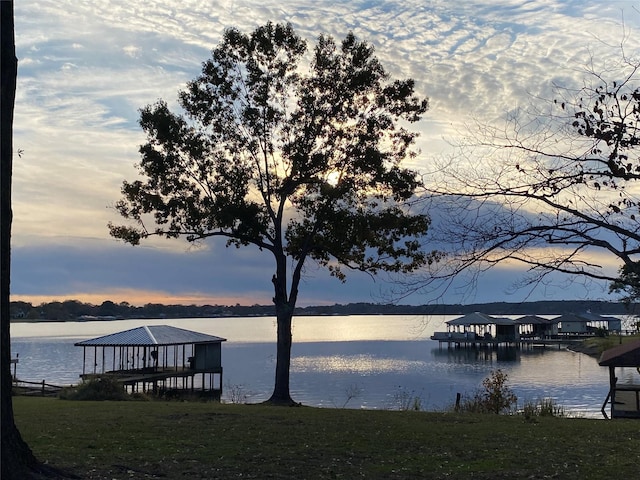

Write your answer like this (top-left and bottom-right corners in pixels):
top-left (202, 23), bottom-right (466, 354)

top-left (9, 0), bottom-right (640, 307)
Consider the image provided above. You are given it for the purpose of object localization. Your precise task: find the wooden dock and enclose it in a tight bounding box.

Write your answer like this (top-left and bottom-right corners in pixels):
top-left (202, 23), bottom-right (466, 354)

top-left (80, 365), bottom-right (224, 399)
top-left (431, 311), bottom-right (620, 351)
top-left (431, 334), bottom-right (586, 349)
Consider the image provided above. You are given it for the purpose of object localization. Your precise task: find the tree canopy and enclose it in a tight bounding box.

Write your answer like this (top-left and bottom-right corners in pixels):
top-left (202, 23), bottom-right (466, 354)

top-left (110, 23), bottom-right (432, 403)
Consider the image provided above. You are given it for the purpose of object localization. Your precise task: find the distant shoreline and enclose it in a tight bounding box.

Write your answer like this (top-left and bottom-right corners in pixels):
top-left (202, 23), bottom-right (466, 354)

top-left (10, 299), bottom-right (636, 323)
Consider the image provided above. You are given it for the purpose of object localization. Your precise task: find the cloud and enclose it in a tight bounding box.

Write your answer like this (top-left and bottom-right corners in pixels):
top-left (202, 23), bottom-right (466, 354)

top-left (10, 237), bottom-right (387, 306)
top-left (10, 0), bottom-right (640, 305)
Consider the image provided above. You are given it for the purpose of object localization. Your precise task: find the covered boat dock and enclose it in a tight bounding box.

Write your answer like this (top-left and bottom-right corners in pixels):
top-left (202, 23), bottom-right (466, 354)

top-left (555, 313), bottom-right (621, 334)
top-left (431, 312), bottom-right (571, 348)
top-left (75, 325), bottom-right (226, 399)
top-left (431, 312), bottom-right (521, 347)
top-left (516, 315), bottom-right (559, 339)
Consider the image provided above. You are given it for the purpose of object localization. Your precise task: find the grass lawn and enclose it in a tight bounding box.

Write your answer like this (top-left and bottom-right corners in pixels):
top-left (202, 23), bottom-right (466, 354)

top-left (582, 334), bottom-right (640, 355)
top-left (12, 396), bottom-right (640, 479)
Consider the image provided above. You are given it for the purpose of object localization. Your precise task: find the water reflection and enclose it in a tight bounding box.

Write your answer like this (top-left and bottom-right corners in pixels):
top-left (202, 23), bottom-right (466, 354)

top-left (431, 346), bottom-right (523, 363)
top-left (294, 354), bottom-right (429, 374)
top-left (618, 367), bottom-right (640, 384)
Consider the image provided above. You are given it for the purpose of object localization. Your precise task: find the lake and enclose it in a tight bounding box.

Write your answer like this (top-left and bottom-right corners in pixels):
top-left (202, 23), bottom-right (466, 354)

top-left (9, 315), bottom-right (621, 417)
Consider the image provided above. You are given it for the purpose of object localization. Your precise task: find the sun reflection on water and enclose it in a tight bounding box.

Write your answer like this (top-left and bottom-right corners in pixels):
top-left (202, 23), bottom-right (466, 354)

top-left (293, 354), bottom-right (427, 374)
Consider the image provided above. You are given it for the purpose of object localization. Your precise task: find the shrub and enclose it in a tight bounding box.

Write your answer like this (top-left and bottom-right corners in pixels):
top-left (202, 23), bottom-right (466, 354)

top-left (456, 391), bottom-right (490, 414)
top-left (59, 376), bottom-right (130, 401)
top-left (455, 369), bottom-right (518, 415)
top-left (331, 383), bottom-right (364, 408)
top-left (224, 382), bottom-right (253, 404)
top-left (481, 369), bottom-right (517, 414)
top-left (594, 327), bottom-right (608, 338)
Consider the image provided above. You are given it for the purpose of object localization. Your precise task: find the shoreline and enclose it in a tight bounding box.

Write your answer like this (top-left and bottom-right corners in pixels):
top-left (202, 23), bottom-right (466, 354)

top-left (566, 340), bottom-right (601, 358)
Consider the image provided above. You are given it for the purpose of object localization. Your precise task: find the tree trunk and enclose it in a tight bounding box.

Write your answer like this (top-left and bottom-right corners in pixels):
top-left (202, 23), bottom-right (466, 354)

top-left (269, 306), bottom-right (295, 404)
top-left (1, 1), bottom-right (39, 478)
top-left (267, 269), bottom-right (296, 405)
top-left (2, 3), bottom-right (76, 479)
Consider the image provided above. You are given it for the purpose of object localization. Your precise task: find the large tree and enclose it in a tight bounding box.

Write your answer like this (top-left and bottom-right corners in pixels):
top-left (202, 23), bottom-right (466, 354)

top-left (2, 4), bottom-right (75, 477)
top-left (110, 23), bottom-right (431, 404)
top-left (423, 52), bottom-right (640, 299)
top-left (2, 2), bottom-right (55, 478)
top-left (1, 1), bottom-right (37, 477)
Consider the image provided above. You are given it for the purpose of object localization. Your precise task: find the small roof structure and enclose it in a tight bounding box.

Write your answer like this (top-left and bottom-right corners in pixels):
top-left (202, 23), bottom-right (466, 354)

top-left (554, 313), bottom-right (587, 323)
top-left (576, 312), bottom-right (619, 323)
top-left (598, 339), bottom-right (640, 367)
top-left (515, 315), bottom-right (559, 325)
top-left (446, 312), bottom-right (516, 326)
top-left (555, 312), bottom-right (618, 323)
top-left (74, 325), bottom-right (226, 347)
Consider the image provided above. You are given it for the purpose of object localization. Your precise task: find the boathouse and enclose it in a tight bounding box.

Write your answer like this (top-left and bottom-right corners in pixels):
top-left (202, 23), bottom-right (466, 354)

top-left (556, 312), bottom-right (621, 334)
top-left (598, 339), bottom-right (640, 419)
top-left (75, 325), bottom-right (226, 398)
top-left (431, 312), bottom-right (520, 346)
top-left (555, 313), bottom-right (590, 333)
top-left (515, 315), bottom-right (559, 339)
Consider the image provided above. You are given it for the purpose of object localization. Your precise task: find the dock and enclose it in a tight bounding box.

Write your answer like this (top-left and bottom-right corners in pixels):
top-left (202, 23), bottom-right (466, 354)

top-left (431, 333), bottom-right (585, 349)
top-left (430, 312), bottom-right (619, 349)
top-left (75, 325), bottom-right (227, 399)
top-left (80, 365), bottom-right (224, 397)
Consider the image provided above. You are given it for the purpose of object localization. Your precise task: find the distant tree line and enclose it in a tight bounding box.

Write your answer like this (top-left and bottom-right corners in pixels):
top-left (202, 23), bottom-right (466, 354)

top-left (9, 299), bottom-right (637, 322)
top-left (9, 300), bottom-right (270, 321)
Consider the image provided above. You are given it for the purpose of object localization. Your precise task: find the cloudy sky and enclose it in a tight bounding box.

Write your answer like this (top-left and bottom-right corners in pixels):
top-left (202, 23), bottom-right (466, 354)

top-left (10, 0), bottom-right (640, 307)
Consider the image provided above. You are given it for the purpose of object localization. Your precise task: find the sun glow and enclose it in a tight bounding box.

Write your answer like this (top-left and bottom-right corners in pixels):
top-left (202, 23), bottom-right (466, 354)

top-left (10, 289), bottom-right (272, 308)
top-left (326, 170), bottom-right (342, 186)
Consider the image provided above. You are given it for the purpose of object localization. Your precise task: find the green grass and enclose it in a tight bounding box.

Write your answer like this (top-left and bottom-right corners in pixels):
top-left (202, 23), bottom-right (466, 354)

top-left (583, 334), bottom-right (640, 355)
top-left (13, 397), bottom-right (640, 479)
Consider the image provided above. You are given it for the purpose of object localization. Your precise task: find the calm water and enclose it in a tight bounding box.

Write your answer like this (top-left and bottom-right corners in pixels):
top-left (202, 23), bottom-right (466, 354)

top-left (10, 315), bottom-right (621, 417)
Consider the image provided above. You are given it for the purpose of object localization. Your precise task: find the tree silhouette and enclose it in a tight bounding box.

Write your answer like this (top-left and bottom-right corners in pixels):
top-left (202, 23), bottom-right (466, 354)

top-left (110, 23), bottom-right (432, 404)
top-left (2, 4), bottom-right (76, 477)
top-left (423, 53), bottom-right (640, 299)
top-left (1, 1), bottom-right (38, 476)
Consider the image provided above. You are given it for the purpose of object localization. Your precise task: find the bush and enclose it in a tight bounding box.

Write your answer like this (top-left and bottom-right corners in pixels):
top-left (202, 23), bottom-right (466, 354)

top-left (455, 369), bottom-right (518, 415)
top-left (456, 391), bottom-right (490, 414)
top-left (481, 369), bottom-right (517, 414)
top-left (224, 382), bottom-right (253, 404)
top-left (330, 383), bottom-right (363, 408)
top-left (59, 376), bottom-right (130, 401)
top-left (594, 327), bottom-right (608, 338)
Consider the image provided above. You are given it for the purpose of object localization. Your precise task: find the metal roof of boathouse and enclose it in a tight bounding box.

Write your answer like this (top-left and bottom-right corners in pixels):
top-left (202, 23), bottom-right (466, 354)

top-left (515, 315), bottom-right (559, 325)
top-left (74, 325), bottom-right (226, 347)
top-left (446, 312), bottom-right (516, 326)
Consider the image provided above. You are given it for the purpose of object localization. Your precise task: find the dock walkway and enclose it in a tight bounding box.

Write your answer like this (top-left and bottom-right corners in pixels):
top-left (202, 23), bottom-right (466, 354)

top-left (431, 332), bottom-right (586, 349)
